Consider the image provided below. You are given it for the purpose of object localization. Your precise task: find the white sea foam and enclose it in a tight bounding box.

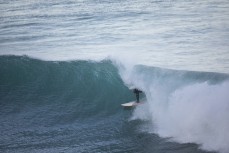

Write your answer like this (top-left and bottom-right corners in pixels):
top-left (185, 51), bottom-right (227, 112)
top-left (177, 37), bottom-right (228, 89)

top-left (118, 62), bottom-right (229, 153)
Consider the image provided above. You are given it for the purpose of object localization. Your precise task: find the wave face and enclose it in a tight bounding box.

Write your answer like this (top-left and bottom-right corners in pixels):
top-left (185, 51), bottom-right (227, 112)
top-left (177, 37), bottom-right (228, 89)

top-left (0, 55), bottom-right (131, 116)
top-left (1, 55), bottom-right (229, 153)
top-left (118, 63), bottom-right (229, 153)
top-left (0, 55), bottom-right (136, 153)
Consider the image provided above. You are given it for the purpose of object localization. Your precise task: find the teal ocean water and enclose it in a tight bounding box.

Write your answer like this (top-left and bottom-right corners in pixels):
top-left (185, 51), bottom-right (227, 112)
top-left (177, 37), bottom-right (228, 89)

top-left (1, 56), bottom-right (229, 153)
top-left (0, 0), bottom-right (229, 153)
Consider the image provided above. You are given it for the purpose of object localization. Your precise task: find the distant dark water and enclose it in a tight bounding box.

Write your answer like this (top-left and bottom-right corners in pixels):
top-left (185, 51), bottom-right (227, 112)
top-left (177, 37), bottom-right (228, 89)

top-left (0, 0), bottom-right (229, 72)
top-left (1, 55), bottom-right (227, 153)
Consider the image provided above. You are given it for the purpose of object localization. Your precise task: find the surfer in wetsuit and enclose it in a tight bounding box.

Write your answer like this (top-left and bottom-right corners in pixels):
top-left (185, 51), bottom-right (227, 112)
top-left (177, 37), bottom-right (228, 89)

top-left (133, 88), bottom-right (142, 103)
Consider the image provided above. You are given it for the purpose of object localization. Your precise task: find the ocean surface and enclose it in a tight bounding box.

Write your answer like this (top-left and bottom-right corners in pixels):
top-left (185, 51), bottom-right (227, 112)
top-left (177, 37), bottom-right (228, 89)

top-left (0, 0), bottom-right (229, 153)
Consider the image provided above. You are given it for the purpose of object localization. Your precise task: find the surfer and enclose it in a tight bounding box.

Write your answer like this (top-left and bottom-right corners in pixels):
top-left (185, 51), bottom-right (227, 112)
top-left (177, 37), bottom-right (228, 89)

top-left (121, 88), bottom-right (143, 108)
top-left (133, 88), bottom-right (142, 103)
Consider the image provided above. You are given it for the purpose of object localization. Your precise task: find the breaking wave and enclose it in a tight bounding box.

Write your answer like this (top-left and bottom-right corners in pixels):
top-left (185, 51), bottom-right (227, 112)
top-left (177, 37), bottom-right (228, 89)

top-left (118, 63), bottom-right (229, 153)
top-left (1, 55), bottom-right (229, 153)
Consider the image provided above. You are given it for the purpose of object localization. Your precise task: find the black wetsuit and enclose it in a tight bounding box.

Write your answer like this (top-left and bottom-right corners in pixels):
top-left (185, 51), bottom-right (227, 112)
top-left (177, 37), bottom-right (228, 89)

top-left (133, 89), bottom-right (142, 103)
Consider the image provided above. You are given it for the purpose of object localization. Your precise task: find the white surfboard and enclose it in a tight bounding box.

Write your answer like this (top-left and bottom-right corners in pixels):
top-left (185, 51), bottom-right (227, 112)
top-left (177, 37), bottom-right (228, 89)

top-left (121, 101), bottom-right (142, 108)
